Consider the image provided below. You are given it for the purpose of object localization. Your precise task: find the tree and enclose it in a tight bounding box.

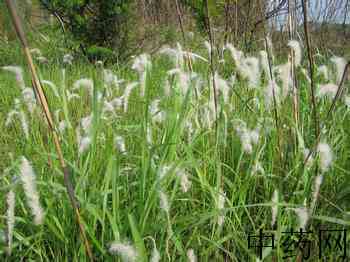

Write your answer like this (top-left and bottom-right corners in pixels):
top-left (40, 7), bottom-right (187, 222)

top-left (39, 0), bottom-right (135, 61)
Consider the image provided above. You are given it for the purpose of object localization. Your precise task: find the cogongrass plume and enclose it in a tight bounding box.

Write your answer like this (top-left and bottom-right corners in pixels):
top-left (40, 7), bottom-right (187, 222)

top-left (6, 190), bottom-right (15, 255)
top-left (158, 164), bottom-right (172, 180)
top-left (259, 50), bottom-right (270, 80)
top-left (271, 190), bottom-right (278, 228)
top-left (102, 97), bottom-right (123, 115)
top-left (159, 43), bottom-right (207, 68)
top-left (317, 83), bottom-right (338, 99)
top-left (317, 142), bottom-right (333, 173)
top-left (72, 78), bottom-right (94, 97)
top-left (252, 161), bottom-right (265, 176)
top-left (103, 69), bottom-right (123, 90)
top-left (2, 66), bottom-right (25, 90)
top-left (163, 79), bottom-right (171, 97)
top-left (122, 82), bottom-right (138, 112)
top-left (80, 114), bottom-right (93, 135)
top-left (150, 99), bottom-right (166, 124)
top-left (41, 80), bottom-right (60, 98)
top-left (5, 99), bottom-right (29, 139)
top-left (114, 135), bottom-right (126, 154)
top-left (317, 65), bottom-right (329, 81)
top-left (146, 124), bottom-right (153, 147)
top-left (331, 56), bottom-right (347, 85)
top-left (30, 48), bottom-right (42, 57)
top-left (242, 56), bottom-right (261, 88)
top-left (63, 53), bottom-right (73, 65)
top-left (22, 87), bottom-right (37, 113)
top-left (345, 96), bottom-right (350, 108)
top-left (175, 168), bottom-right (191, 193)
top-left (311, 175), bottom-right (324, 211)
top-left (214, 72), bottom-right (230, 104)
top-left (159, 190), bottom-right (170, 214)
top-left (66, 89), bottom-right (80, 101)
top-left (132, 53), bottom-right (151, 97)
top-left (264, 80), bottom-right (280, 109)
top-left (234, 120), bottom-right (260, 154)
top-left (292, 207), bottom-right (309, 231)
top-left (187, 249), bottom-right (197, 262)
top-left (287, 40), bottom-right (302, 67)
top-left (109, 241), bottom-right (138, 262)
top-left (149, 237), bottom-right (160, 262)
top-left (217, 189), bottom-right (226, 228)
top-left (78, 136), bottom-right (92, 155)
top-left (19, 157), bottom-right (44, 225)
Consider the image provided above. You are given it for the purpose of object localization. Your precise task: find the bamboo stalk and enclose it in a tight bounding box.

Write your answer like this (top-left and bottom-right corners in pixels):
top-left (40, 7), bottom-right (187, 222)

top-left (4, 0), bottom-right (93, 260)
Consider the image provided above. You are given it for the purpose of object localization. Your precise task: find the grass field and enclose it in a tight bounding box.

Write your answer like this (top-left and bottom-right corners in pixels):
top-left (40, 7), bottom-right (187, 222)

top-left (1, 39), bottom-right (350, 261)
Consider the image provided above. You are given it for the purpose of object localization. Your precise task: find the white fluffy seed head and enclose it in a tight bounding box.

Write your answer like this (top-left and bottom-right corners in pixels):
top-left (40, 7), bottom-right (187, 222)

top-left (5, 110), bottom-right (19, 127)
top-left (278, 62), bottom-right (293, 99)
top-left (259, 50), bottom-right (271, 80)
top-left (150, 243), bottom-right (161, 262)
top-left (109, 241), bottom-right (138, 262)
top-left (19, 157), bottom-right (44, 225)
top-left (318, 65), bottom-right (329, 81)
top-left (311, 175), bottom-right (324, 210)
top-left (19, 110), bottom-right (29, 139)
top-left (264, 80), bottom-right (280, 108)
top-left (78, 136), bottom-right (91, 154)
top-left (132, 54), bottom-right (151, 97)
top-left (122, 82), bottom-right (138, 112)
top-left (317, 143), bottom-right (333, 173)
top-left (288, 40), bottom-right (302, 66)
top-left (150, 100), bottom-right (166, 124)
top-left (187, 249), bottom-right (197, 262)
top-left (244, 56), bottom-right (261, 88)
top-left (73, 78), bottom-right (94, 96)
top-left (225, 43), bottom-right (244, 63)
top-left (22, 88), bottom-right (37, 113)
top-left (41, 80), bottom-right (59, 97)
top-left (2, 66), bottom-right (25, 89)
top-left (331, 56), bottom-right (347, 85)
top-left (217, 189), bottom-right (226, 227)
top-left (293, 207), bottom-right (309, 230)
top-left (114, 135), bottom-right (126, 154)
top-left (63, 54), bottom-right (73, 65)
top-left (163, 79), bottom-right (171, 97)
top-left (176, 168), bottom-right (191, 193)
top-left (103, 69), bottom-right (123, 89)
top-left (214, 72), bottom-right (230, 104)
top-left (345, 96), bottom-right (350, 108)
top-left (271, 190), bottom-right (278, 228)
top-left (317, 83), bottom-right (338, 99)
top-left (6, 190), bottom-right (15, 255)
top-left (235, 123), bottom-right (259, 154)
top-left (204, 40), bottom-right (211, 59)
top-left (252, 161), bottom-right (265, 176)
top-left (80, 115), bottom-right (93, 135)
top-left (159, 191), bottom-right (170, 213)
top-left (158, 164), bottom-right (172, 180)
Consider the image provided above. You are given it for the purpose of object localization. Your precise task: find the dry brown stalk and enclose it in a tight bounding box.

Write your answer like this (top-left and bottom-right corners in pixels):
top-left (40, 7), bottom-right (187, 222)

top-left (174, 0), bottom-right (193, 72)
top-left (301, 0), bottom-right (319, 140)
top-left (4, 0), bottom-right (93, 260)
top-left (204, 0), bottom-right (218, 129)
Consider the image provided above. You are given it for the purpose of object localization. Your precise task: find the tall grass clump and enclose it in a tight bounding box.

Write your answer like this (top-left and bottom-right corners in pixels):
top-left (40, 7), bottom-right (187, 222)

top-left (1, 31), bottom-right (350, 261)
